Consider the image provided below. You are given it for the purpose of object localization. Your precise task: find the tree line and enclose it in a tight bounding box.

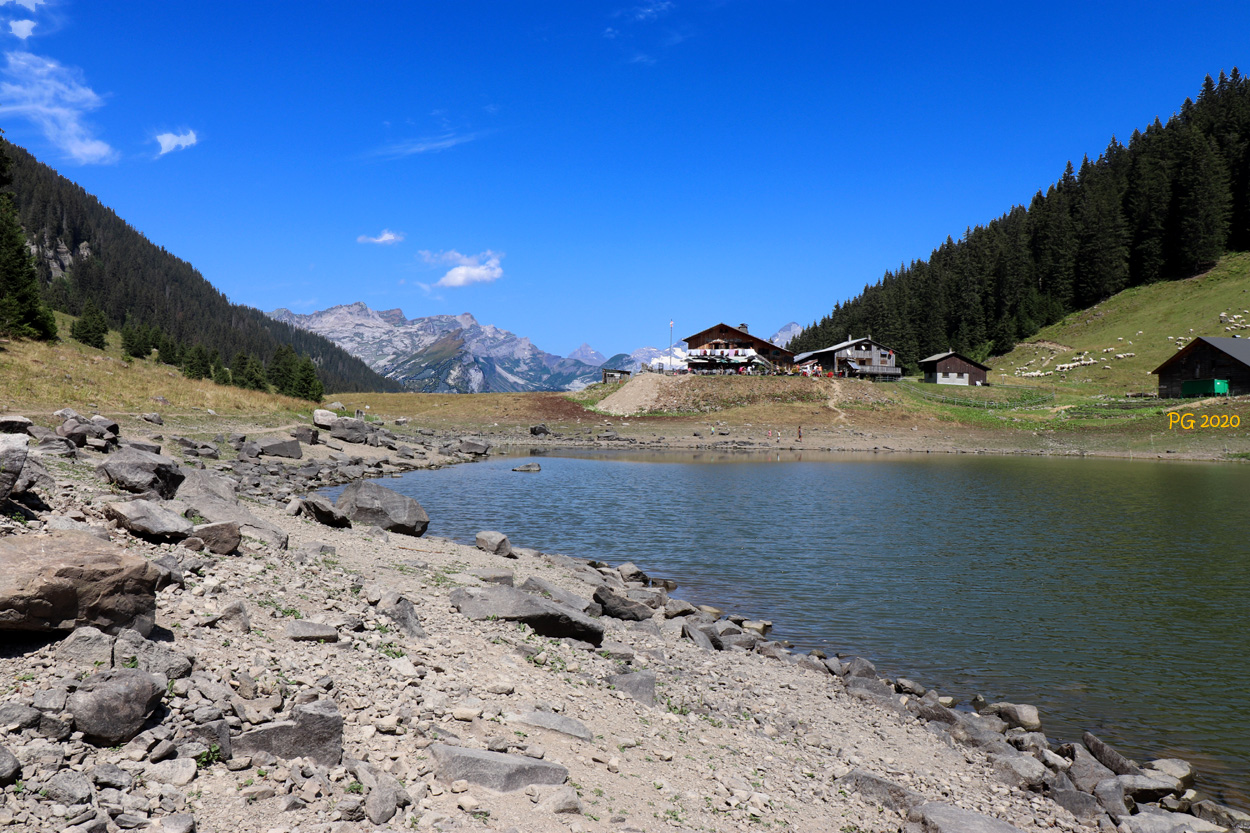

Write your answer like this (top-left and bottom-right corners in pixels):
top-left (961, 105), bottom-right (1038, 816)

top-left (789, 70), bottom-right (1250, 369)
top-left (0, 137), bottom-right (403, 394)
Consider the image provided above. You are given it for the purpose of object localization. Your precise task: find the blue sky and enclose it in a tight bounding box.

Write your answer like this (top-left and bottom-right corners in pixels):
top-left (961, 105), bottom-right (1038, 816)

top-left (1, 1), bottom-right (1248, 358)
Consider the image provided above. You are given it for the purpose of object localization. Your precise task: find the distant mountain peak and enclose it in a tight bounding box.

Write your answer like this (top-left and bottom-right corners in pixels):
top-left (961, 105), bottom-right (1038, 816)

top-left (568, 343), bottom-right (607, 366)
top-left (770, 322), bottom-right (802, 348)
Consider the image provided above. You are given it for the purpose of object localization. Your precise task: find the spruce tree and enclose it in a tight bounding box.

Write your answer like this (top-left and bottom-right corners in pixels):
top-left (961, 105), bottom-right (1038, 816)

top-left (70, 298), bottom-right (108, 349)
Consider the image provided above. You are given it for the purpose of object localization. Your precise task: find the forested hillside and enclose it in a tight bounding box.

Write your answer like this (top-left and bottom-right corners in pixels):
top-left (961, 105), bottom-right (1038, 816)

top-left (790, 70), bottom-right (1250, 369)
top-left (1, 140), bottom-right (402, 394)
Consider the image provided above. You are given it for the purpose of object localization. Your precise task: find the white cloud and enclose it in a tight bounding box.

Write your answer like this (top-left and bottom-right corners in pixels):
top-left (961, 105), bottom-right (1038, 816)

top-left (155, 129), bottom-right (196, 155)
top-left (631, 2), bottom-right (673, 22)
top-left (8, 20), bottom-right (34, 39)
top-left (371, 131), bottom-right (478, 160)
top-left (0, 0), bottom-right (45, 12)
top-left (357, 228), bottom-right (404, 245)
top-left (0, 50), bottom-right (116, 164)
top-left (419, 249), bottom-right (505, 288)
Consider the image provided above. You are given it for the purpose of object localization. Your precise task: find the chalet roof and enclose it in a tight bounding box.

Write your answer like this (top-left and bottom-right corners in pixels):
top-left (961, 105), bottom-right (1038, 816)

top-left (1151, 336), bottom-right (1250, 375)
top-left (918, 351), bottom-right (990, 371)
top-left (682, 323), bottom-right (795, 358)
top-left (793, 336), bottom-right (896, 364)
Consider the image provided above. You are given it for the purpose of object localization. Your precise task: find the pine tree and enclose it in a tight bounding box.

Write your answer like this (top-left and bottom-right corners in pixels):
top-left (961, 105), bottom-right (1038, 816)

top-left (267, 344), bottom-right (301, 397)
top-left (294, 356), bottom-right (324, 402)
top-left (1171, 126), bottom-right (1232, 275)
top-left (0, 196), bottom-right (56, 340)
top-left (70, 298), bottom-right (108, 349)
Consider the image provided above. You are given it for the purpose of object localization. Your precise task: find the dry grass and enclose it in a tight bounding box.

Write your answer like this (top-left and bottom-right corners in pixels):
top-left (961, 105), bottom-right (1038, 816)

top-left (0, 322), bottom-right (314, 422)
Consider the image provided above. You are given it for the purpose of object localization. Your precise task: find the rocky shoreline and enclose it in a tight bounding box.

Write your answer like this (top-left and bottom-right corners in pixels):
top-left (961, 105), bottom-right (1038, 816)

top-left (0, 407), bottom-right (1246, 833)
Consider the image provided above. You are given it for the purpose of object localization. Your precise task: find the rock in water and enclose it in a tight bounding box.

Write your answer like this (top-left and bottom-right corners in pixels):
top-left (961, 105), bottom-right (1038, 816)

top-left (0, 531), bottom-right (161, 635)
top-left (67, 668), bottom-right (164, 745)
top-left (334, 480), bottom-right (429, 537)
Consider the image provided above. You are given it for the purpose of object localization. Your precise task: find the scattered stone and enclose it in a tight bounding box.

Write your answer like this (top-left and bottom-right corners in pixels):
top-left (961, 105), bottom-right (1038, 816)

top-left (605, 670), bottom-right (656, 706)
top-left (285, 620), bottom-right (338, 642)
top-left (97, 447), bottom-right (185, 498)
top-left (106, 499), bottom-right (194, 542)
top-left (0, 435), bottom-right (29, 498)
top-left (192, 521), bottom-right (241, 555)
top-left (507, 710), bottom-right (593, 741)
top-left (537, 785), bottom-right (583, 814)
top-left (476, 530), bottom-right (513, 557)
top-left (592, 585), bottom-right (654, 621)
top-left (232, 698), bottom-right (343, 766)
top-left (297, 496), bottom-right (352, 528)
top-left (1084, 730), bottom-right (1142, 775)
top-left (512, 462), bottom-right (541, 472)
top-left (450, 586), bottom-right (604, 645)
top-left (911, 802), bottom-right (1026, 832)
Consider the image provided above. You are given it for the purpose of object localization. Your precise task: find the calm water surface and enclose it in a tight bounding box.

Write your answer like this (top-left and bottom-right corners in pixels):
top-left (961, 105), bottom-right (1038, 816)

top-left (326, 450), bottom-right (1250, 804)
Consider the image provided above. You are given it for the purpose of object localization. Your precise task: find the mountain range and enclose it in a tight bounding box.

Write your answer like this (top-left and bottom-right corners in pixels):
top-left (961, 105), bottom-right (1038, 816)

top-left (272, 306), bottom-right (808, 391)
top-left (269, 303), bottom-right (604, 393)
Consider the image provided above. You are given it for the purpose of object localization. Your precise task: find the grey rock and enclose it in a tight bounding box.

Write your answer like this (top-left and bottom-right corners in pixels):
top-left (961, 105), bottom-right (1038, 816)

top-left (298, 496), bottom-right (352, 528)
top-left (605, 670), bottom-right (656, 706)
top-left (470, 568), bottom-right (514, 586)
top-left (1121, 810), bottom-right (1226, 833)
top-left (476, 530), bottom-right (513, 556)
top-left (681, 620), bottom-right (715, 651)
top-left (429, 743), bottom-right (567, 792)
top-left (312, 409), bottom-right (336, 429)
top-left (1093, 777), bottom-right (1132, 819)
top-left (330, 417), bottom-right (367, 444)
top-left (46, 769), bottom-right (94, 805)
top-left (1192, 798), bottom-right (1250, 828)
top-left (845, 656), bottom-right (877, 678)
top-left (141, 413), bottom-right (164, 425)
top-left (1142, 758), bottom-right (1196, 789)
top-left (67, 668), bottom-right (164, 745)
top-left (663, 598), bottom-right (698, 618)
top-left (43, 516), bottom-right (110, 540)
top-left (145, 757), bottom-right (198, 787)
top-left (232, 698), bottom-right (343, 766)
top-left (285, 620), bottom-right (338, 642)
top-left (1065, 743), bottom-right (1116, 792)
top-left (988, 752), bottom-right (1047, 788)
top-left (835, 769), bottom-right (926, 812)
top-left (507, 710), bottom-right (592, 741)
top-left (518, 576), bottom-right (590, 612)
top-left (1048, 789), bottom-right (1104, 821)
top-left (90, 762), bottom-right (135, 790)
top-left (0, 434), bottom-right (29, 498)
top-left (0, 414), bottom-right (32, 433)
top-left (451, 585), bottom-right (604, 645)
top-left (12, 453), bottom-right (54, 497)
top-left (379, 593), bottom-right (426, 638)
top-left (0, 703), bottom-right (41, 729)
top-left (845, 676), bottom-right (895, 699)
top-left (97, 447), bottom-right (185, 498)
top-left (987, 702), bottom-right (1042, 731)
top-left (0, 531), bottom-right (161, 635)
top-left (192, 521), bottom-right (240, 555)
top-left (537, 785), bottom-right (583, 814)
top-left (529, 424), bottom-right (550, 436)
top-left (291, 425), bottom-right (319, 445)
top-left (1117, 773), bottom-right (1182, 802)
top-left (592, 585), bottom-right (653, 621)
top-left (57, 625), bottom-right (117, 668)
top-left (257, 437), bottom-right (302, 459)
top-left (458, 437), bottom-right (491, 455)
top-left (512, 462), bottom-right (541, 472)
top-left (174, 469), bottom-right (237, 504)
top-left (335, 480), bottom-right (428, 537)
top-left (910, 802), bottom-right (1026, 832)
top-left (203, 600), bottom-right (250, 633)
top-left (1083, 730), bottom-right (1142, 776)
top-left (178, 495), bottom-right (288, 550)
top-left (0, 744), bottom-right (20, 785)
top-left (105, 499), bottom-right (193, 542)
top-left (161, 813), bottom-right (197, 833)
top-left (113, 630), bottom-right (193, 679)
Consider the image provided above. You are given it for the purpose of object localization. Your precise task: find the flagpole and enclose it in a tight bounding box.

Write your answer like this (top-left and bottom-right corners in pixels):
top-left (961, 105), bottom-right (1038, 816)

top-left (668, 320), bottom-right (673, 375)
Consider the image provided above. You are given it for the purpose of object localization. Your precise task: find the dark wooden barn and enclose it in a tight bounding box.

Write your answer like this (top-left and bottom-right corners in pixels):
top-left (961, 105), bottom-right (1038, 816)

top-left (918, 351), bottom-right (990, 386)
top-left (1152, 336), bottom-right (1250, 398)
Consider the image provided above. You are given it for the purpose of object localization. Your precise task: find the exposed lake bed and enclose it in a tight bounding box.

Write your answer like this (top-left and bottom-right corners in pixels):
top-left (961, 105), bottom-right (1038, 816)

top-left (327, 448), bottom-right (1250, 808)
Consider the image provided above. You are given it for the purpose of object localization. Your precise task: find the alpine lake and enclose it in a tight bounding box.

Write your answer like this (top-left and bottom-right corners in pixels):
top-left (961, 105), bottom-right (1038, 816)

top-left (324, 449), bottom-right (1250, 806)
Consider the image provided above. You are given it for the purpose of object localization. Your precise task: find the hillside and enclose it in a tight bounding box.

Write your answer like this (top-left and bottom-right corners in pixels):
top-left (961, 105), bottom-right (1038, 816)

top-left (1, 140), bottom-right (400, 394)
top-left (994, 252), bottom-right (1250, 393)
top-left (791, 70), bottom-right (1250, 371)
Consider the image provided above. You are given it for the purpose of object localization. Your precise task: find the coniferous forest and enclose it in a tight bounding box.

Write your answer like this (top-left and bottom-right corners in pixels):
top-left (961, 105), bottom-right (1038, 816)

top-left (789, 71), bottom-right (1250, 369)
top-left (0, 138), bottom-right (403, 395)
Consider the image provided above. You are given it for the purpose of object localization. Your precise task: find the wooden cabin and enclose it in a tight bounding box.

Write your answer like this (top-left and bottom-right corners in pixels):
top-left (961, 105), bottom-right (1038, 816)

top-left (918, 351), bottom-right (990, 386)
top-left (683, 323), bottom-right (795, 373)
top-left (792, 336), bottom-right (902, 379)
top-left (1151, 336), bottom-right (1250, 398)
top-left (602, 368), bottom-right (631, 384)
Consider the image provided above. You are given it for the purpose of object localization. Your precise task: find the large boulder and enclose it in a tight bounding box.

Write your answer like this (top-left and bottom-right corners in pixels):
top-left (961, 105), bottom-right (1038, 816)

top-left (604, 670), bottom-right (657, 706)
top-left (257, 437), bottom-right (302, 459)
top-left (232, 698), bottom-right (343, 767)
top-left (173, 474), bottom-right (287, 550)
top-left (11, 454), bottom-right (55, 498)
top-left (297, 497), bottom-right (352, 528)
top-left (175, 469), bottom-right (238, 504)
top-left (592, 586), bottom-right (654, 621)
top-left (911, 802), bottom-right (1027, 832)
top-left (0, 531), bottom-right (161, 634)
top-left (97, 447), bottom-right (185, 498)
top-left (312, 409), bottom-right (336, 429)
top-left (335, 481), bottom-right (429, 537)
top-left (330, 417), bottom-right (368, 444)
top-left (475, 530), bottom-right (512, 556)
top-left (105, 500), bottom-right (194, 542)
top-left (0, 434), bottom-right (29, 498)
top-left (193, 521), bottom-right (241, 555)
top-left (450, 586), bottom-right (604, 645)
top-left (0, 415), bottom-right (33, 434)
top-left (429, 744), bottom-right (567, 792)
top-left (67, 668), bottom-right (164, 745)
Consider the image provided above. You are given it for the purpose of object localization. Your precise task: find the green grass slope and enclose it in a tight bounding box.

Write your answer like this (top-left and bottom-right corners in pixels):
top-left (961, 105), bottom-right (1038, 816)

top-left (993, 253), bottom-right (1250, 395)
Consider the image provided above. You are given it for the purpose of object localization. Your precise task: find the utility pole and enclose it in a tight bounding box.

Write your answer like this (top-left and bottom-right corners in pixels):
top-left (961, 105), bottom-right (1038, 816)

top-left (669, 319), bottom-right (674, 375)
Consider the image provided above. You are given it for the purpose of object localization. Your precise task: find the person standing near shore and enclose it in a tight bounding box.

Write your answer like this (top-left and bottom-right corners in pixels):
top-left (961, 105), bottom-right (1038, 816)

top-left (798, 426), bottom-right (802, 442)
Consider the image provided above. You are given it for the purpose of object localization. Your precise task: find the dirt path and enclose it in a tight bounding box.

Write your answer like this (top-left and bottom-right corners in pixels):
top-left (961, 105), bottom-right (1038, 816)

top-left (597, 373), bottom-right (684, 416)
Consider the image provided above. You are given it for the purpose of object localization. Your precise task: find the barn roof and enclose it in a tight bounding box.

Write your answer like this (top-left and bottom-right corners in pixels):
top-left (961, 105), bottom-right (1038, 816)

top-left (1151, 336), bottom-right (1250, 375)
top-left (918, 351), bottom-right (990, 371)
top-left (793, 336), bottom-right (896, 364)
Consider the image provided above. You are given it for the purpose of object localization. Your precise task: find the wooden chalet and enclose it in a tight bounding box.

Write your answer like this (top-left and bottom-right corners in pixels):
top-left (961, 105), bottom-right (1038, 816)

top-left (682, 323), bottom-right (794, 372)
top-left (1151, 336), bottom-right (1250, 398)
top-left (602, 368), bottom-right (631, 384)
top-left (792, 336), bottom-right (902, 379)
top-left (918, 351), bottom-right (990, 386)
